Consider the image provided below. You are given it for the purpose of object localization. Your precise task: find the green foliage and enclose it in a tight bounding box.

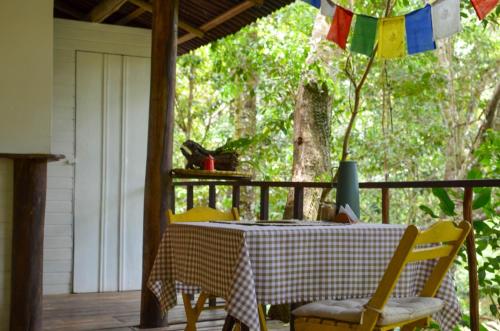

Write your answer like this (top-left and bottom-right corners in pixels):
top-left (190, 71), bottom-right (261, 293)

top-left (431, 188), bottom-right (457, 216)
top-left (422, 164), bottom-right (499, 327)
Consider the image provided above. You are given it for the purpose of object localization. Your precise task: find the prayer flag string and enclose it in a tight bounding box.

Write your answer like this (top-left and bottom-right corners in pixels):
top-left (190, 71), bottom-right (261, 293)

top-left (301, 0), bottom-right (498, 59)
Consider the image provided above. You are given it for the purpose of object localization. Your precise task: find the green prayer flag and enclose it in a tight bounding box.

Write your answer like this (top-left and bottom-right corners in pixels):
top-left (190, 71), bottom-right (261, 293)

top-left (350, 15), bottom-right (378, 56)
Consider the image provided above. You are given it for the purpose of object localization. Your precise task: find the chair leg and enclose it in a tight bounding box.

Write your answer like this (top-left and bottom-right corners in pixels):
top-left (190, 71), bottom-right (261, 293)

top-left (209, 297), bottom-right (217, 307)
top-left (182, 292), bottom-right (208, 331)
top-left (182, 294), bottom-right (197, 331)
top-left (258, 305), bottom-right (268, 331)
top-left (222, 315), bottom-right (237, 331)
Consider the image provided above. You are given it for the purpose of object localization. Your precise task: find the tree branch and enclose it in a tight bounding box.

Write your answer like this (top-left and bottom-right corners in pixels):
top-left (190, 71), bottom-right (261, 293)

top-left (339, 0), bottom-right (393, 163)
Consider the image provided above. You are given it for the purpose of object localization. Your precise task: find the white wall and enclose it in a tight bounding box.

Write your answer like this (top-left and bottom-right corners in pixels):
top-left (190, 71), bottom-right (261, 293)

top-left (0, 1), bottom-right (54, 328)
top-left (0, 0), bottom-right (53, 153)
top-left (45, 18), bottom-right (151, 294)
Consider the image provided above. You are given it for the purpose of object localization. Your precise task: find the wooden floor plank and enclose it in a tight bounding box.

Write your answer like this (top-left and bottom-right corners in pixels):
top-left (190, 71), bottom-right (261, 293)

top-left (42, 291), bottom-right (289, 331)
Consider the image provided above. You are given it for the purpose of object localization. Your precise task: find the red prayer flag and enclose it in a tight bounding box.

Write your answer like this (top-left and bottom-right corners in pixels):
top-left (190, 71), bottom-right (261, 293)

top-left (327, 6), bottom-right (354, 49)
top-left (470, 0), bottom-right (499, 19)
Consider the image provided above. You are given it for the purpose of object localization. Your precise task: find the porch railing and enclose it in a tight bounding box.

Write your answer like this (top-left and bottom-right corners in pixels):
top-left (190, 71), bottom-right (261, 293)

top-left (171, 178), bottom-right (500, 331)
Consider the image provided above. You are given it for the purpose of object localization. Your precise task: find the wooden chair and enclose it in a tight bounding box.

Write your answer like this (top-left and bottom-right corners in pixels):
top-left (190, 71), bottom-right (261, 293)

top-left (167, 206), bottom-right (267, 331)
top-left (292, 220), bottom-right (471, 331)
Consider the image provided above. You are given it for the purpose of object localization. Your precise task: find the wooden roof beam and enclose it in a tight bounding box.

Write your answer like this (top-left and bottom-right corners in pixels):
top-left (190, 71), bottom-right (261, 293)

top-left (116, 7), bottom-right (145, 25)
top-left (127, 0), bottom-right (204, 38)
top-left (54, 0), bottom-right (85, 20)
top-left (178, 0), bottom-right (263, 45)
top-left (87, 0), bottom-right (128, 23)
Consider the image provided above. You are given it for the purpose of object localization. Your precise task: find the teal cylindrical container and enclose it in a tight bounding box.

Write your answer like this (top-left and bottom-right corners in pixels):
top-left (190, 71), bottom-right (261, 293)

top-left (335, 160), bottom-right (360, 219)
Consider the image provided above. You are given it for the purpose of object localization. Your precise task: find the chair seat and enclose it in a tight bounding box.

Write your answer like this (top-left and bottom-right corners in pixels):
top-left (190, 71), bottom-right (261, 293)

top-left (292, 297), bottom-right (443, 326)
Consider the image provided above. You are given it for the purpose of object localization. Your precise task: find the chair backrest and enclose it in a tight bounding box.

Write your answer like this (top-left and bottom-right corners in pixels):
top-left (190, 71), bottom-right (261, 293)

top-left (167, 206), bottom-right (240, 224)
top-left (361, 220), bottom-right (471, 330)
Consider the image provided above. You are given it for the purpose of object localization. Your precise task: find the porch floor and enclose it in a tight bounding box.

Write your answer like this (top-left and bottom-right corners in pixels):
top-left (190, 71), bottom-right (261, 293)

top-left (42, 291), bottom-right (289, 331)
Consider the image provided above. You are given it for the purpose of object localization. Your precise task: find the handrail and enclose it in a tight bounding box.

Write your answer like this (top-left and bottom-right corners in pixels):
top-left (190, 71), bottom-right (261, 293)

top-left (173, 178), bottom-right (500, 188)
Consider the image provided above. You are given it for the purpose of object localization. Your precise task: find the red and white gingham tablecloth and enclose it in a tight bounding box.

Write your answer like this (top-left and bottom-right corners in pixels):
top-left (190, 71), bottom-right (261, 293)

top-left (147, 222), bottom-right (461, 331)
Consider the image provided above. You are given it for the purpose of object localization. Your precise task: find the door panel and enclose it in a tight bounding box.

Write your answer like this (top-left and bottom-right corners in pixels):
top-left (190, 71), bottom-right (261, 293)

top-left (75, 51), bottom-right (150, 292)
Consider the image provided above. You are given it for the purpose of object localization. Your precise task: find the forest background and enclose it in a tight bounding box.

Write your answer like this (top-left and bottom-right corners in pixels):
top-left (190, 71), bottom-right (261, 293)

top-left (172, 0), bottom-right (499, 328)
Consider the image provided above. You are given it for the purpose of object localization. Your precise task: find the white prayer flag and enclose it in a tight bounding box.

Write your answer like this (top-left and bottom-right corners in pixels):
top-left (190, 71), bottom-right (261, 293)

top-left (321, 0), bottom-right (336, 18)
top-left (431, 0), bottom-right (462, 40)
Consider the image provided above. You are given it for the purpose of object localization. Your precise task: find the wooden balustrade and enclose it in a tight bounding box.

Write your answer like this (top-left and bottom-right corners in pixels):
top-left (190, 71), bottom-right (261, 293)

top-left (171, 178), bottom-right (499, 331)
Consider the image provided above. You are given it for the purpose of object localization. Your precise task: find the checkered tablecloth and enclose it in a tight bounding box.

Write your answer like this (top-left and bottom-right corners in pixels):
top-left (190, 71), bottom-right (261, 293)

top-left (147, 222), bottom-right (462, 331)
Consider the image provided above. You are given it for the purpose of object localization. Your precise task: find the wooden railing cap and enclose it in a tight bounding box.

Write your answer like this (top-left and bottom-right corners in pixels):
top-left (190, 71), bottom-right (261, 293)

top-left (173, 178), bottom-right (500, 189)
top-left (0, 153), bottom-right (65, 162)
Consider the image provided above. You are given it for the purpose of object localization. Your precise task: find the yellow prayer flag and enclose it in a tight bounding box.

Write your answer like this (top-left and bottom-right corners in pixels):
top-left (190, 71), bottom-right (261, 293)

top-left (377, 16), bottom-right (406, 59)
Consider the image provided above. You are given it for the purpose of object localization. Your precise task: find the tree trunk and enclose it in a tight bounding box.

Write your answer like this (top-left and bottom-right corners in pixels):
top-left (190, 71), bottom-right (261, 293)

top-left (437, 39), bottom-right (464, 180)
top-left (235, 72), bottom-right (258, 219)
top-left (185, 62), bottom-right (195, 140)
top-left (283, 14), bottom-right (336, 220)
top-left (464, 80), bottom-right (500, 175)
top-left (437, 39), bottom-right (499, 179)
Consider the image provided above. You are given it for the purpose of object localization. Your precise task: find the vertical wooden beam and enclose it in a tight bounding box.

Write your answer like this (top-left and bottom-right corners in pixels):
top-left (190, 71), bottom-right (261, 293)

top-left (260, 185), bottom-right (270, 220)
top-left (232, 185), bottom-right (241, 209)
top-left (208, 184), bottom-right (216, 208)
top-left (9, 159), bottom-right (48, 331)
top-left (293, 187), bottom-right (304, 220)
top-left (206, 184), bottom-right (216, 310)
top-left (187, 184), bottom-right (194, 210)
top-left (140, 0), bottom-right (178, 327)
top-left (170, 186), bottom-right (176, 214)
top-left (463, 187), bottom-right (479, 331)
top-left (381, 188), bottom-right (390, 224)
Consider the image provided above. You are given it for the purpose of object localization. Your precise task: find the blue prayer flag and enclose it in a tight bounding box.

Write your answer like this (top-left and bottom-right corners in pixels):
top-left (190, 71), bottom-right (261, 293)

top-left (405, 5), bottom-right (436, 55)
top-left (303, 0), bottom-right (321, 9)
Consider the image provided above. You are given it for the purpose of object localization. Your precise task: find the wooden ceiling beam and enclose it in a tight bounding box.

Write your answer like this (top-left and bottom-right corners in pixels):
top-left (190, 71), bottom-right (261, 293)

top-left (87, 0), bottom-right (128, 23)
top-left (127, 0), bottom-right (204, 38)
top-left (177, 0), bottom-right (263, 45)
top-left (54, 0), bottom-right (85, 20)
top-left (116, 7), bottom-right (145, 25)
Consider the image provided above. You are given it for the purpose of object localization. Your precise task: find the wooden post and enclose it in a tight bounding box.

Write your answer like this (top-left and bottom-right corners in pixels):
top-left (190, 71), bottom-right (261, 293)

top-left (260, 185), bottom-right (270, 220)
top-left (463, 187), bottom-right (479, 331)
top-left (232, 185), bottom-right (241, 209)
top-left (10, 160), bottom-right (46, 331)
top-left (293, 186), bottom-right (304, 220)
top-left (0, 154), bottom-right (63, 331)
top-left (381, 188), bottom-right (390, 224)
top-left (170, 186), bottom-right (176, 214)
top-left (187, 184), bottom-right (194, 210)
top-left (208, 184), bottom-right (216, 208)
top-left (208, 183), bottom-right (217, 308)
top-left (140, 0), bottom-right (178, 327)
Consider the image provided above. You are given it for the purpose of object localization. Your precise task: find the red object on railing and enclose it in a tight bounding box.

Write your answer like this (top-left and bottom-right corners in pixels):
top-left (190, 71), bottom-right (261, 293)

top-left (203, 155), bottom-right (215, 171)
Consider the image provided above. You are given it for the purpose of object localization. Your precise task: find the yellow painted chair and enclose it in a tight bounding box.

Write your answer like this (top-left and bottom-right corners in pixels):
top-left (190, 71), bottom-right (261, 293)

top-left (292, 220), bottom-right (471, 331)
top-left (167, 206), bottom-right (267, 331)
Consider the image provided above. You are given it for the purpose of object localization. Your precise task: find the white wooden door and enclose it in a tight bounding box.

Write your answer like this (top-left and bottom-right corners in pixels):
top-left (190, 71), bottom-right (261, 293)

top-left (74, 51), bottom-right (150, 292)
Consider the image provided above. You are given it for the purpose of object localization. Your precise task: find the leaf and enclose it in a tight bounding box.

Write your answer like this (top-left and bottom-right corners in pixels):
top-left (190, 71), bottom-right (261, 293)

top-left (432, 188), bottom-right (456, 216)
top-left (490, 304), bottom-right (498, 316)
top-left (473, 219), bottom-right (490, 231)
top-left (419, 205), bottom-right (439, 218)
top-left (467, 168), bottom-right (482, 180)
top-left (472, 188), bottom-right (491, 209)
top-left (478, 269), bottom-right (486, 282)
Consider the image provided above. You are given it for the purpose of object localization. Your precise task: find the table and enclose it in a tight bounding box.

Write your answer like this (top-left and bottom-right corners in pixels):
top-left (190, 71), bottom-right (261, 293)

top-left (147, 222), bottom-right (462, 331)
